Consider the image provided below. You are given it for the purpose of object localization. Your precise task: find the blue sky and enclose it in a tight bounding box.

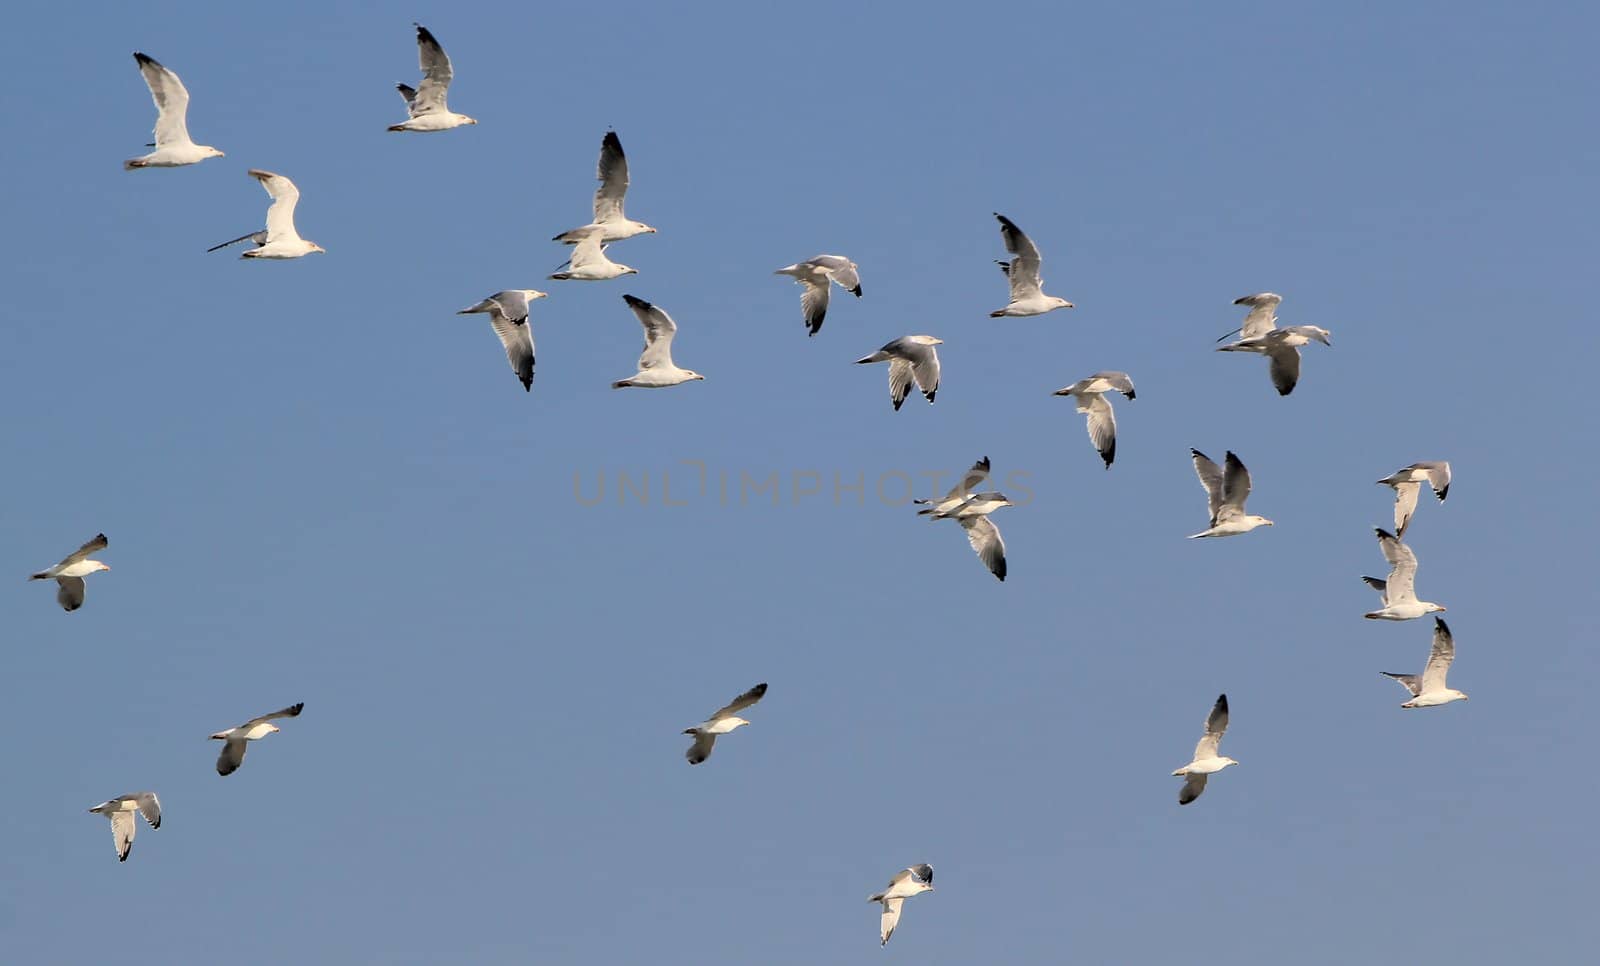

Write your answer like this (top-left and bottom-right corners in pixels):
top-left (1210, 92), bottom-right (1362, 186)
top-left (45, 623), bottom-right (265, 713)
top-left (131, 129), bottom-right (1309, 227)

top-left (2, 1), bottom-right (1597, 962)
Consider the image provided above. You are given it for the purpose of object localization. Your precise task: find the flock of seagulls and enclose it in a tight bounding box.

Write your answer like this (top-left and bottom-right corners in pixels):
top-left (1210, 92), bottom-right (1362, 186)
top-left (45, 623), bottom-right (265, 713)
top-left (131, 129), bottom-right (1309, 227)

top-left (47, 22), bottom-right (1471, 945)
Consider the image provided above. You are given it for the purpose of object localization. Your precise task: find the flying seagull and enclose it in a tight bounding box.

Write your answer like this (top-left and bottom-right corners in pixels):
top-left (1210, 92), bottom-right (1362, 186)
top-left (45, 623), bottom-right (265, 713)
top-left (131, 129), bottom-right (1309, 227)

top-left (869, 864), bottom-right (934, 946)
top-left (1053, 371), bottom-right (1136, 468)
top-left (1363, 528), bottom-right (1447, 620)
top-left (612, 295), bottom-right (704, 389)
top-left (87, 792), bottom-right (161, 862)
top-left (1172, 694), bottom-right (1235, 805)
top-left (774, 255), bottom-right (862, 336)
top-left (1377, 461), bottom-right (1451, 537)
top-left (549, 226), bottom-right (636, 281)
top-left (1215, 293), bottom-right (1331, 395)
top-left (29, 533), bottom-right (110, 612)
top-left (207, 170), bottom-right (325, 258)
top-left (1188, 450), bottom-right (1273, 538)
top-left (1382, 618), bottom-right (1467, 709)
top-left (989, 213), bottom-right (1074, 317)
top-left (915, 458), bottom-right (1011, 581)
top-left (389, 24), bottom-right (477, 132)
top-left (553, 131), bottom-right (656, 244)
top-left (124, 53), bottom-right (224, 169)
top-left (210, 702), bottom-right (305, 776)
top-left (682, 682), bottom-right (767, 765)
top-left (456, 290), bottom-right (546, 391)
top-left (914, 457), bottom-right (991, 518)
top-left (855, 336), bottom-right (941, 410)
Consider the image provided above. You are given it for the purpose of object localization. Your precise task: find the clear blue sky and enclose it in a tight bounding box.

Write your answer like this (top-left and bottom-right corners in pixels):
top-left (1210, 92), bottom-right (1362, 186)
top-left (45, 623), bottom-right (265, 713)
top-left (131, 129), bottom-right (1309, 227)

top-left (2, 1), bottom-right (1596, 962)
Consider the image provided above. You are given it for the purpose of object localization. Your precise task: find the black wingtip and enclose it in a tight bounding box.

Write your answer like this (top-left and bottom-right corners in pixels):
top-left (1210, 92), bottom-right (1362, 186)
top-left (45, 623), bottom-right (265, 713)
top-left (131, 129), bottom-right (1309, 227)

top-left (850, 285), bottom-right (863, 298)
top-left (133, 52), bottom-right (155, 66)
top-left (621, 294), bottom-right (647, 308)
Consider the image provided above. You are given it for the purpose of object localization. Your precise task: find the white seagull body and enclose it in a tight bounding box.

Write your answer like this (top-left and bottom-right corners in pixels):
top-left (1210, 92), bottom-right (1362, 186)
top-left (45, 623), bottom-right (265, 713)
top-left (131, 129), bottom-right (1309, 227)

top-left (29, 533), bottom-right (110, 612)
top-left (869, 864), bottom-right (934, 946)
top-left (1382, 618), bottom-right (1467, 709)
top-left (682, 682), bottom-right (767, 765)
top-left (1053, 371), bottom-right (1136, 468)
top-left (208, 170), bottom-right (325, 259)
top-left (124, 53), bottom-right (224, 169)
top-left (1188, 450), bottom-right (1273, 538)
top-left (915, 458), bottom-right (1011, 581)
top-left (774, 255), bottom-right (862, 336)
top-left (1216, 293), bottom-right (1331, 395)
top-left (1377, 461), bottom-right (1452, 537)
top-left (553, 131), bottom-right (656, 243)
top-left (457, 289), bottom-right (546, 392)
top-left (855, 336), bottom-right (941, 410)
top-left (210, 702), bottom-right (304, 776)
top-left (990, 213), bottom-right (1073, 317)
top-left (1363, 528), bottom-right (1447, 620)
top-left (549, 226), bottom-right (635, 281)
top-left (612, 295), bottom-right (704, 389)
top-left (389, 24), bottom-right (477, 132)
top-left (1172, 694), bottom-right (1235, 805)
top-left (87, 792), bottom-right (161, 862)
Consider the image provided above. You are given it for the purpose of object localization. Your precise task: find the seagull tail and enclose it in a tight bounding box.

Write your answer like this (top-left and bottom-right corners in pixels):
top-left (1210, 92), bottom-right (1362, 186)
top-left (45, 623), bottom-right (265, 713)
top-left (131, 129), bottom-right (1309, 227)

top-left (28, 571), bottom-right (49, 581)
top-left (611, 379), bottom-right (633, 390)
top-left (386, 123), bottom-right (409, 132)
top-left (988, 309), bottom-right (1007, 318)
top-left (549, 271), bottom-right (572, 281)
top-left (123, 158), bottom-right (147, 171)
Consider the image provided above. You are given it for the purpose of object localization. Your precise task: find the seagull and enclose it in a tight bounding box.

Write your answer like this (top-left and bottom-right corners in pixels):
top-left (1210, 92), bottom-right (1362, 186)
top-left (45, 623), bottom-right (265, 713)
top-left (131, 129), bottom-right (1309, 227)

top-left (915, 459), bottom-right (1012, 581)
top-left (388, 24), bottom-right (477, 132)
top-left (855, 336), bottom-right (941, 410)
top-left (1188, 450), bottom-right (1273, 538)
top-left (1053, 372), bottom-right (1136, 468)
top-left (87, 792), bottom-right (161, 862)
top-left (124, 53), bottom-right (224, 169)
top-left (1172, 694), bottom-right (1235, 805)
top-left (774, 255), bottom-right (862, 336)
top-left (612, 295), bottom-right (704, 389)
top-left (914, 457), bottom-right (992, 517)
top-left (548, 226), bottom-right (635, 281)
top-left (29, 533), bottom-right (110, 612)
top-left (1363, 528), bottom-right (1447, 620)
top-left (456, 290), bottom-right (546, 391)
top-left (1382, 618), bottom-right (1468, 709)
top-left (553, 131), bottom-right (656, 244)
top-left (989, 213), bottom-right (1073, 317)
top-left (210, 702), bottom-right (305, 776)
top-left (207, 170), bottom-right (325, 258)
top-left (1377, 461), bottom-right (1452, 537)
top-left (1215, 293), bottom-right (1331, 395)
top-left (869, 864), bottom-right (934, 946)
top-left (682, 682), bottom-right (767, 765)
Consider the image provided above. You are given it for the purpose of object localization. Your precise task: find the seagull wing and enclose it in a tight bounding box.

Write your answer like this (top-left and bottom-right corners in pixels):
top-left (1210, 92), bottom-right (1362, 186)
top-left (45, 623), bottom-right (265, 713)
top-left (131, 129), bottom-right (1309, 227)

top-left (1193, 693), bottom-right (1229, 760)
top-left (1375, 528), bottom-right (1419, 603)
top-left (709, 682), bottom-right (768, 720)
top-left (879, 897), bottom-right (905, 946)
top-left (623, 295), bottom-right (678, 370)
top-left (55, 577), bottom-right (86, 612)
top-left (1265, 345), bottom-right (1302, 395)
top-left (813, 256), bottom-right (860, 294)
top-left (1362, 575), bottom-right (1391, 606)
top-left (134, 792), bottom-right (161, 829)
top-left (684, 731), bottom-right (716, 765)
top-left (1391, 481), bottom-right (1422, 537)
top-left (593, 131), bottom-right (631, 224)
top-left (1415, 461), bottom-right (1452, 501)
top-left (244, 702), bottom-right (305, 728)
top-left (944, 457), bottom-right (991, 502)
top-left (110, 809), bottom-right (136, 861)
top-left (1190, 449), bottom-right (1226, 524)
top-left (1220, 451), bottom-right (1252, 511)
top-left (249, 170), bottom-right (302, 243)
top-left (56, 533), bottom-right (108, 569)
top-left (567, 228), bottom-right (609, 270)
top-left (995, 213), bottom-right (1044, 299)
top-left (1096, 371), bottom-right (1136, 399)
top-left (217, 739), bottom-right (247, 776)
top-left (133, 54), bottom-right (193, 147)
top-left (798, 276), bottom-right (830, 335)
top-left (887, 359), bottom-right (914, 411)
top-left (1079, 393), bottom-right (1117, 467)
top-left (396, 83), bottom-right (417, 110)
top-left (410, 24), bottom-right (454, 115)
top-left (1419, 618), bottom-right (1455, 693)
top-left (960, 515), bottom-right (1007, 581)
top-left (1381, 672), bottom-right (1423, 697)
top-left (1234, 292), bottom-right (1281, 340)
top-left (1178, 773), bottom-right (1208, 805)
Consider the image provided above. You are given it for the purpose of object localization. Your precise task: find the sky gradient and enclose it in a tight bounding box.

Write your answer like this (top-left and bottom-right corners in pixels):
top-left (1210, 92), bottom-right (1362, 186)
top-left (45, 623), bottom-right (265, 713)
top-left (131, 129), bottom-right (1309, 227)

top-left (2, 2), bottom-right (1597, 962)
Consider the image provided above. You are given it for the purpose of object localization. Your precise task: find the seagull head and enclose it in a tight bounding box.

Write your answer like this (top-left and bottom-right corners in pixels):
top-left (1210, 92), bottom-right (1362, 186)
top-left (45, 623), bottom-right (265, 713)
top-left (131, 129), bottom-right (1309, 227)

top-left (1426, 602), bottom-right (1447, 614)
top-left (1305, 326), bottom-right (1332, 346)
top-left (684, 371), bottom-right (706, 382)
top-left (94, 562), bottom-right (112, 573)
top-left (726, 717), bottom-right (751, 731)
top-left (521, 290), bottom-right (549, 302)
top-left (309, 243), bottom-right (327, 255)
top-left (1219, 757), bottom-right (1240, 769)
top-left (266, 724), bottom-right (282, 735)
top-left (203, 147), bottom-right (226, 160)
top-left (464, 116), bottom-right (479, 126)
top-left (1051, 297), bottom-right (1075, 310)
top-left (1248, 516), bottom-right (1274, 528)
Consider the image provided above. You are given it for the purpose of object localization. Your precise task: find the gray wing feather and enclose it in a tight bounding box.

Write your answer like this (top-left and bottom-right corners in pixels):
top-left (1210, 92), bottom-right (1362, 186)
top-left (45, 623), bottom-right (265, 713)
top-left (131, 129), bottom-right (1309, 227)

top-left (710, 682), bottom-right (768, 719)
top-left (410, 24), bottom-right (453, 115)
top-left (960, 516), bottom-right (1007, 581)
top-left (56, 577), bottom-right (86, 612)
top-left (593, 131), bottom-right (630, 223)
top-left (1420, 618), bottom-right (1455, 692)
top-left (1191, 449), bottom-right (1225, 524)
